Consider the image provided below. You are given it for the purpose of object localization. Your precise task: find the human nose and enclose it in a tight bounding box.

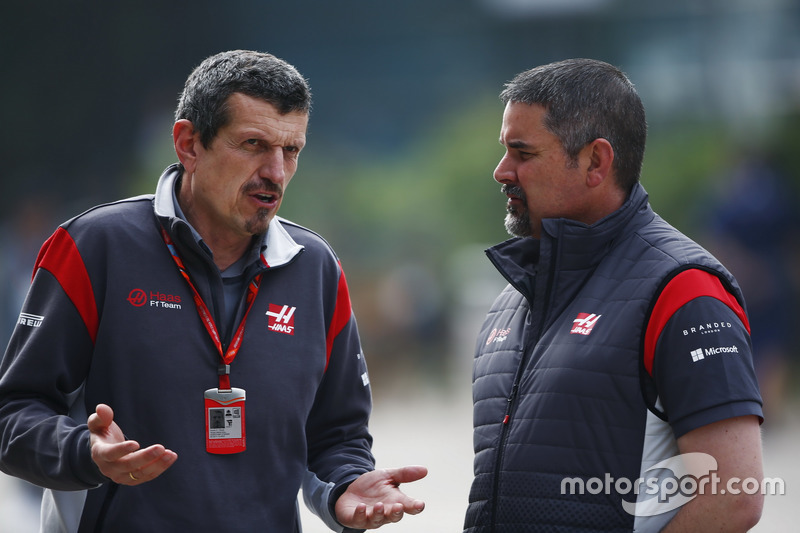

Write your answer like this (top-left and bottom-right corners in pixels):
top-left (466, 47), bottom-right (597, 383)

top-left (258, 148), bottom-right (287, 185)
top-left (493, 152), bottom-right (516, 184)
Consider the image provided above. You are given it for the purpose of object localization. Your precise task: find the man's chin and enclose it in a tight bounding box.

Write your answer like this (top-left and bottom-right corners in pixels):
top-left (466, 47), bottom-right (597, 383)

top-left (504, 213), bottom-right (533, 238)
top-left (245, 211), bottom-right (274, 236)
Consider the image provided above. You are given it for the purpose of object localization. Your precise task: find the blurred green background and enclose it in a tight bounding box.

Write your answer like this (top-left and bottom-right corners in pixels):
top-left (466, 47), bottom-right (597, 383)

top-left (1, 1), bottom-right (799, 530)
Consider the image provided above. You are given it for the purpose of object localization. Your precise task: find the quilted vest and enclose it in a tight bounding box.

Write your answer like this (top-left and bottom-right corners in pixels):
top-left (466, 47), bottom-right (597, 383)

top-left (465, 183), bottom-right (746, 532)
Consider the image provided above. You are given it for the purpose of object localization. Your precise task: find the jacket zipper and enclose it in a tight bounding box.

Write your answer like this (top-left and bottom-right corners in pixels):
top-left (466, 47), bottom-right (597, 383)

top-left (485, 251), bottom-right (550, 531)
top-left (488, 336), bottom-right (535, 530)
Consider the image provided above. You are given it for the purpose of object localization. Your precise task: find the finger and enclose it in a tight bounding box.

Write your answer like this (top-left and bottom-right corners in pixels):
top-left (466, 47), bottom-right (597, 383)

top-left (351, 503), bottom-right (368, 526)
top-left (385, 465), bottom-right (428, 485)
top-left (127, 448), bottom-right (178, 485)
top-left (98, 444), bottom-right (162, 480)
top-left (370, 501), bottom-right (386, 527)
top-left (92, 439), bottom-right (141, 464)
top-left (387, 502), bottom-right (404, 523)
top-left (123, 444), bottom-right (172, 471)
top-left (406, 499), bottom-right (425, 514)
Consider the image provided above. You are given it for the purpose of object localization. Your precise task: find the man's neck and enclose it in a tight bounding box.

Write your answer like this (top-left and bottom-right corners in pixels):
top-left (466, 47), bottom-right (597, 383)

top-left (175, 177), bottom-right (253, 272)
top-left (205, 236), bottom-right (253, 272)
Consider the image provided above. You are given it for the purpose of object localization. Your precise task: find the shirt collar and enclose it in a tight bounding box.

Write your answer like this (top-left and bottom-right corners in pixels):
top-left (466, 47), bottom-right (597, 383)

top-left (171, 173), bottom-right (266, 275)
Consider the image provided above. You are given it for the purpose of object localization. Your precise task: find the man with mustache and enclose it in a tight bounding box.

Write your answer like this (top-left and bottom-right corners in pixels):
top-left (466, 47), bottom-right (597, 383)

top-left (0, 50), bottom-right (425, 532)
top-left (466, 59), bottom-right (763, 532)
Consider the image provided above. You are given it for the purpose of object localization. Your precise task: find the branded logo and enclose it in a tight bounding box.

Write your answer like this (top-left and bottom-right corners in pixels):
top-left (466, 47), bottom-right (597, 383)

top-left (127, 288), bottom-right (183, 310)
top-left (127, 289), bottom-right (148, 307)
top-left (18, 312), bottom-right (44, 328)
top-left (266, 304), bottom-right (296, 335)
top-left (357, 352), bottom-right (370, 386)
top-left (682, 321), bottom-right (733, 336)
top-left (570, 313), bottom-right (601, 335)
top-left (486, 327), bottom-right (511, 345)
top-left (691, 345), bottom-right (739, 363)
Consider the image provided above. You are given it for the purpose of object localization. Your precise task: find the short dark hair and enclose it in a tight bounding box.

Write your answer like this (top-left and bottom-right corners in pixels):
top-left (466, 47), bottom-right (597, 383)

top-left (176, 50), bottom-right (312, 148)
top-left (500, 58), bottom-right (647, 192)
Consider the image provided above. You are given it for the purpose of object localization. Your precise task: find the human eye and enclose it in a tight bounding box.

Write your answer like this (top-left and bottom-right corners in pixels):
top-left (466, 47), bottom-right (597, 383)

top-left (507, 141), bottom-right (534, 160)
top-left (283, 145), bottom-right (302, 158)
top-left (241, 138), bottom-right (265, 153)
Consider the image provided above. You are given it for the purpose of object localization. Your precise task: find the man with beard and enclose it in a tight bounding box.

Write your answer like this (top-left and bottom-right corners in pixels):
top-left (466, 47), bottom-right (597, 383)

top-left (465, 59), bottom-right (763, 532)
top-left (0, 50), bottom-right (426, 532)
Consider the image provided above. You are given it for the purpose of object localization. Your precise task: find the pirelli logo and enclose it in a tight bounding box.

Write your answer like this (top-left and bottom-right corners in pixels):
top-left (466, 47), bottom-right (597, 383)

top-left (18, 313), bottom-right (44, 328)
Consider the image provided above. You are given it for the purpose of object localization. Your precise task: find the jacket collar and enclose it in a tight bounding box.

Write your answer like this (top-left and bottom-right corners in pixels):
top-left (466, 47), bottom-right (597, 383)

top-left (153, 164), bottom-right (304, 270)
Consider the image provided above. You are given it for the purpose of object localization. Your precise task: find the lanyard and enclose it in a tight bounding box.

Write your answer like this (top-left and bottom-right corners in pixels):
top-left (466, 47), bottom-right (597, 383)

top-left (160, 227), bottom-right (262, 390)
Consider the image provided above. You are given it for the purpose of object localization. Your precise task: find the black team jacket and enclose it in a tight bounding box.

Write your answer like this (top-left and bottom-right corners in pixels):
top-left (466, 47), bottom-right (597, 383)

top-left (0, 164), bottom-right (374, 532)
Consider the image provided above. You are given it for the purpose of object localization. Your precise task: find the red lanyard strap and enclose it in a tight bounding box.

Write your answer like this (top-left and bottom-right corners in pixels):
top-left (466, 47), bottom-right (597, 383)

top-left (161, 227), bottom-right (261, 390)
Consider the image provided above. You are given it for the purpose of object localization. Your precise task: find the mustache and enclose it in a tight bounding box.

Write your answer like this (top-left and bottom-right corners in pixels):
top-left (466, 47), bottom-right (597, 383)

top-left (242, 181), bottom-right (283, 195)
top-left (501, 184), bottom-right (526, 201)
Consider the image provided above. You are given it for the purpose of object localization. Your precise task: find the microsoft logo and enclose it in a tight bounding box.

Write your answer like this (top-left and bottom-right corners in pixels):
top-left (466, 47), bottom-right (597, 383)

top-left (690, 345), bottom-right (740, 363)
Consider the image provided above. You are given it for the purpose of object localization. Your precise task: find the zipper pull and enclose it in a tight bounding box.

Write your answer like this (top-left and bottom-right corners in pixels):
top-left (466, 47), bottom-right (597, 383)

top-left (503, 383), bottom-right (519, 425)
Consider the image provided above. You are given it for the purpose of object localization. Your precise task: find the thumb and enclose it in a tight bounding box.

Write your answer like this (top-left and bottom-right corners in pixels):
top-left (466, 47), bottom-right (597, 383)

top-left (387, 465), bottom-right (428, 485)
top-left (87, 404), bottom-right (114, 433)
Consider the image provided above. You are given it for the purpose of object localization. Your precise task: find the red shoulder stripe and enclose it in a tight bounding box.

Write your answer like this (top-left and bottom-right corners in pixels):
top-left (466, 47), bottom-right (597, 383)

top-left (644, 269), bottom-right (749, 376)
top-left (325, 263), bottom-right (353, 371)
top-left (34, 227), bottom-right (99, 344)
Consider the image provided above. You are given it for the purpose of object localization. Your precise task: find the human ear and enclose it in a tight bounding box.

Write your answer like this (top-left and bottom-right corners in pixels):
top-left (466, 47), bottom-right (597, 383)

top-left (585, 138), bottom-right (614, 188)
top-left (173, 119), bottom-right (199, 174)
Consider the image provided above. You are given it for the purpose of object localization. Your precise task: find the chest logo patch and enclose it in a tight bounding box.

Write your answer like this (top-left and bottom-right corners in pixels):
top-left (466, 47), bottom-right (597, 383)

top-left (570, 313), bottom-right (601, 335)
top-left (486, 327), bottom-right (511, 346)
top-left (266, 304), bottom-right (296, 335)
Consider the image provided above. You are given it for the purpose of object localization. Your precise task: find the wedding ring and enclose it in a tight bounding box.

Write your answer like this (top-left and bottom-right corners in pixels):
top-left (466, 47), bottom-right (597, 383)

top-left (129, 472), bottom-right (138, 481)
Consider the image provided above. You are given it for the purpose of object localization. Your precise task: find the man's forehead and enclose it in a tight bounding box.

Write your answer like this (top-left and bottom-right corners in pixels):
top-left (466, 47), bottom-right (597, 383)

top-left (499, 102), bottom-right (551, 144)
top-left (226, 95), bottom-right (308, 133)
top-left (227, 93), bottom-right (308, 119)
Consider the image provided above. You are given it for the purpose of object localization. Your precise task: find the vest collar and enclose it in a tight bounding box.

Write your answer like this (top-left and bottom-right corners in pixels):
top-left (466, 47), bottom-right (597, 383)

top-left (486, 183), bottom-right (653, 296)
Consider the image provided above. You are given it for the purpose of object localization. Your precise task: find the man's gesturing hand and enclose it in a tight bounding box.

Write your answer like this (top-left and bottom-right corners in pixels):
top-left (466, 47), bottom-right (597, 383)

top-left (88, 404), bottom-right (178, 485)
top-left (335, 466), bottom-right (427, 529)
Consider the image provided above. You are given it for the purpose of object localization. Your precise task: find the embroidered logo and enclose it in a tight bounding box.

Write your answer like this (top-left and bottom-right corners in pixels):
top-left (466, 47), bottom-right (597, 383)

top-left (691, 345), bottom-right (739, 363)
top-left (682, 321), bottom-right (733, 337)
top-left (486, 327), bottom-right (511, 345)
top-left (127, 288), bottom-right (183, 310)
top-left (266, 304), bottom-right (296, 335)
top-left (127, 289), bottom-right (148, 307)
top-left (570, 313), bottom-right (601, 335)
top-left (18, 312), bottom-right (44, 328)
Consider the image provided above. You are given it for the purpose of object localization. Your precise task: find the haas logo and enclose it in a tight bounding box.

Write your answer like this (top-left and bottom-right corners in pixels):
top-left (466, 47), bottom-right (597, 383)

top-left (127, 289), bottom-right (148, 307)
top-left (570, 313), bottom-right (601, 335)
top-left (266, 304), bottom-right (296, 335)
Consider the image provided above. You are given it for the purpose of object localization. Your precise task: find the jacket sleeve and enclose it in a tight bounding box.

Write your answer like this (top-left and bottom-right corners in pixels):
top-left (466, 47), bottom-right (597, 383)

top-left (0, 227), bottom-right (106, 490)
top-left (303, 264), bottom-right (374, 531)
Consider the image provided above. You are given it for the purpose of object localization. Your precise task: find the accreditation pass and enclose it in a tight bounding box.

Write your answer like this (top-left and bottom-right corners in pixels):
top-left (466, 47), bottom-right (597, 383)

top-left (204, 388), bottom-right (246, 454)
